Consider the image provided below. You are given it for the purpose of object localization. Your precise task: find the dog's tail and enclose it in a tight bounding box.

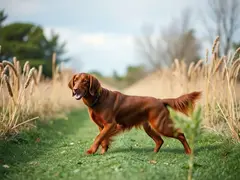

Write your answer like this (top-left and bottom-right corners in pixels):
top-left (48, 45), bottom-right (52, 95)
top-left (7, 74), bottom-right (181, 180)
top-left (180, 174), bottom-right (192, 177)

top-left (162, 91), bottom-right (202, 116)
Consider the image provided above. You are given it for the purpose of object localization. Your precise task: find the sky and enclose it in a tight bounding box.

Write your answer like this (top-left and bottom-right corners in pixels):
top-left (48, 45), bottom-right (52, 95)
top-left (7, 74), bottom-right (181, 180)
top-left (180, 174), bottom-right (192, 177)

top-left (1, 0), bottom-right (224, 76)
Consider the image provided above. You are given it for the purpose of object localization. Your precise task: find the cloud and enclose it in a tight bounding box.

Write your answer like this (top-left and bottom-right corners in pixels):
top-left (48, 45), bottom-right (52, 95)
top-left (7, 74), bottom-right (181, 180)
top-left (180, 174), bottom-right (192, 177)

top-left (44, 27), bottom-right (137, 75)
top-left (2, 0), bottom-right (203, 33)
top-left (80, 34), bottom-right (106, 46)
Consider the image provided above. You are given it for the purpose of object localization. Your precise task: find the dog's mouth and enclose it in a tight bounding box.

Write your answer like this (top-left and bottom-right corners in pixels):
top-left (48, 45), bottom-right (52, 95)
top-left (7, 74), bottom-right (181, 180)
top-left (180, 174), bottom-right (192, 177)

top-left (72, 91), bottom-right (84, 100)
top-left (73, 89), bottom-right (87, 100)
top-left (74, 93), bottom-right (83, 100)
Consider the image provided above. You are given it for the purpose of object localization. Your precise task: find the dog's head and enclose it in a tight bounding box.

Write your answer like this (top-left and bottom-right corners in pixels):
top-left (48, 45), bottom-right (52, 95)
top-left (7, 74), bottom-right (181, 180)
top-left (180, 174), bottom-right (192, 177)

top-left (68, 73), bottom-right (101, 100)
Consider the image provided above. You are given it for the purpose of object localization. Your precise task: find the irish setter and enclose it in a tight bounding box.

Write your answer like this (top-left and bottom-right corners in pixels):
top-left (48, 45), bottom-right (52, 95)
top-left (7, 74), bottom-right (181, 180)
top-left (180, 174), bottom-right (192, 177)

top-left (68, 73), bottom-right (201, 155)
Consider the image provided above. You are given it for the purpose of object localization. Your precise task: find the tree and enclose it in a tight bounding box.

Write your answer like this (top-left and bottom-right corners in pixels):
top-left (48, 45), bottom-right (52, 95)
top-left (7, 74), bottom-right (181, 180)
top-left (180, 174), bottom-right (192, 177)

top-left (0, 9), bottom-right (8, 43)
top-left (43, 29), bottom-right (70, 63)
top-left (136, 9), bottom-right (201, 70)
top-left (41, 29), bottom-right (70, 77)
top-left (202, 0), bottom-right (240, 55)
top-left (0, 9), bottom-right (7, 27)
top-left (0, 23), bottom-right (46, 60)
top-left (0, 22), bottom-right (69, 77)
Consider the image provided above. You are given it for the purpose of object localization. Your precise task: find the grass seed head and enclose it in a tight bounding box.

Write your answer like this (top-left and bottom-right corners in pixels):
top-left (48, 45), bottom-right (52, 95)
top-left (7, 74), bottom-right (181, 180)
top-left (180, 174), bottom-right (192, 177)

top-left (2, 60), bottom-right (18, 77)
top-left (205, 49), bottom-right (209, 63)
top-left (1, 65), bottom-right (9, 78)
top-left (232, 47), bottom-right (240, 61)
top-left (23, 61), bottom-right (30, 76)
top-left (16, 60), bottom-right (21, 75)
top-left (24, 67), bottom-right (35, 89)
top-left (0, 63), bottom-right (3, 74)
top-left (187, 62), bottom-right (195, 79)
top-left (37, 65), bottom-right (43, 83)
top-left (230, 59), bottom-right (240, 79)
top-left (213, 59), bottom-right (223, 75)
top-left (193, 59), bottom-right (204, 72)
top-left (212, 36), bottom-right (220, 54)
top-left (3, 74), bottom-right (13, 98)
top-left (13, 57), bottom-right (17, 67)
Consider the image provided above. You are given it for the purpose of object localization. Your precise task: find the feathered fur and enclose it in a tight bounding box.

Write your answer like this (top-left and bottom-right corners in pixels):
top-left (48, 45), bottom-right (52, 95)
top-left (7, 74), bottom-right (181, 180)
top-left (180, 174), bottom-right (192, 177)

top-left (162, 91), bottom-right (202, 116)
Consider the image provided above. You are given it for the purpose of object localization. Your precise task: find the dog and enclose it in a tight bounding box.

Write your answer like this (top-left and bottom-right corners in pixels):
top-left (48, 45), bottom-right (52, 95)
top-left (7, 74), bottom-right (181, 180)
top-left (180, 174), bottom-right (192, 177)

top-left (68, 73), bottom-right (201, 155)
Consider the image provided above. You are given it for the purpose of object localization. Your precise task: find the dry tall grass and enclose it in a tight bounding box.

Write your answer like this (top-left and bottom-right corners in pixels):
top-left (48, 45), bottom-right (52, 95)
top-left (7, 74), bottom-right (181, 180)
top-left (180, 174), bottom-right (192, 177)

top-left (0, 55), bottom-right (80, 137)
top-left (124, 38), bottom-right (240, 141)
top-left (186, 37), bottom-right (240, 140)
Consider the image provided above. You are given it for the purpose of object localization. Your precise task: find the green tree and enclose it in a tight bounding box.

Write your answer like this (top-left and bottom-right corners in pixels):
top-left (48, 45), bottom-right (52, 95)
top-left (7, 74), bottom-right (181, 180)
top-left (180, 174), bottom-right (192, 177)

top-left (41, 29), bottom-right (70, 77)
top-left (0, 22), bottom-right (69, 77)
top-left (43, 29), bottom-right (70, 63)
top-left (0, 9), bottom-right (7, 27)
top-left (0, 23), bottom-right (46, 60)
top-left (0, 9), bottom-right (8, 44)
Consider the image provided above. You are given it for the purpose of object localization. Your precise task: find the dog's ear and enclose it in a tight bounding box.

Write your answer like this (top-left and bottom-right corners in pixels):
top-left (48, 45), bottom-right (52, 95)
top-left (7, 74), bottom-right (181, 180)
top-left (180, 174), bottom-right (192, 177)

top-left (68, 75), bottom-right (75, 89)
top-left (89, 75), bottom-right (100, 96)
top-left (68, 75), bottom-right (76, 96)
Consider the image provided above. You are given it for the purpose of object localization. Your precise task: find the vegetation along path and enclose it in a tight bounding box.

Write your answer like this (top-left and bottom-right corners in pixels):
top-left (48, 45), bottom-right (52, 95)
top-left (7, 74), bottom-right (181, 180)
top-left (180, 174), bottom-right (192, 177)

top-left (0, 108), bottom-right (240, 180)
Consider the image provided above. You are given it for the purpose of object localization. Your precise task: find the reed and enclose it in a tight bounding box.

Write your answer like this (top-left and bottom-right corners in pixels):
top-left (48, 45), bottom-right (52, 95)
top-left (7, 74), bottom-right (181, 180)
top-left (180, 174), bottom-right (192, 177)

top-left (168, 39), bottom-right (240, 140)
top-left (0, 54), bottom-right (80, 137)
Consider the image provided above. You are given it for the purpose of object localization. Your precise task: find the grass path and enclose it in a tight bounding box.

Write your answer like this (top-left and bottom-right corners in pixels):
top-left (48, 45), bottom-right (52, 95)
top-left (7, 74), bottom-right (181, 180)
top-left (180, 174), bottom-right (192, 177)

top-left (0, 109), bottom-right (240, 180)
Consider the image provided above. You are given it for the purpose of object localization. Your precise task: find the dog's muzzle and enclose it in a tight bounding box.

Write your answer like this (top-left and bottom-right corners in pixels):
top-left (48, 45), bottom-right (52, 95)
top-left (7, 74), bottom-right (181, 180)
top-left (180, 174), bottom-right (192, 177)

top-left (73, 89), bottom-right (85, 100)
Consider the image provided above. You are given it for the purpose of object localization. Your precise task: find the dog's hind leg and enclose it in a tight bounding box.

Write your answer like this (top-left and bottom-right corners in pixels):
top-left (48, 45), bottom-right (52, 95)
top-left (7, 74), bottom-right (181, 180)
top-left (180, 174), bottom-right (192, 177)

top-left (150, 116), bottom-right (192, 154)
top-left (143, 122), bottom-right (164, 153)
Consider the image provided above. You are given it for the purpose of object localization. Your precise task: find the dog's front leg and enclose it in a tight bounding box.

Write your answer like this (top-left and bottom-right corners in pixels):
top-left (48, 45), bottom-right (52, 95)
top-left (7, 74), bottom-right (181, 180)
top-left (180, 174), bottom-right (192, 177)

top-left (98, 126), bottom-right (110, 154)
top-left (86, 122), bottom-right (116, 155)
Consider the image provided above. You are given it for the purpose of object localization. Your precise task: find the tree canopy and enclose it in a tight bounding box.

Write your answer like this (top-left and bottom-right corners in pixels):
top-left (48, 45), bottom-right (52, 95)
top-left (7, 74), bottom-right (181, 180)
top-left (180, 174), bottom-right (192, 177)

top-left (0, 9), bottom-right (69, 78)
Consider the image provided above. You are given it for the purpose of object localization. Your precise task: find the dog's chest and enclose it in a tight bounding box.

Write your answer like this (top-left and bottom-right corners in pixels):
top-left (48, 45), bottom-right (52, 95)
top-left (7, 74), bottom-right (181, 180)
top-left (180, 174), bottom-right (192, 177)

top-left (90, 111), bottom-right (106, 127)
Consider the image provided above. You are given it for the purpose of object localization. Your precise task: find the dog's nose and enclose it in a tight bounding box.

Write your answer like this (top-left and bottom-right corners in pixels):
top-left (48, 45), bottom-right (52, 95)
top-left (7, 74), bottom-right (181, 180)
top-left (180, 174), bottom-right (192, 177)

top-left (73, 88), bottom-right (80, 94)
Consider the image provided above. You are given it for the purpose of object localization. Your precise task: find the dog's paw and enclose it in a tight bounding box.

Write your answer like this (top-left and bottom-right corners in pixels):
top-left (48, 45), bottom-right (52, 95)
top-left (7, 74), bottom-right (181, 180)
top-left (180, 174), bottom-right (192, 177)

top-left (85, 149), bottom-right (94, 155)
top-left (100, 149), bottom-right (107, 155)
top-left (185, 150), bottom-right (192, 155)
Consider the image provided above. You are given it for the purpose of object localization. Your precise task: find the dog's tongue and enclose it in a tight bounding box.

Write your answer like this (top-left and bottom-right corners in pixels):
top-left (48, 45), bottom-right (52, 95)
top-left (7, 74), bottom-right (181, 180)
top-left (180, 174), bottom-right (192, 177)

top-left (74, 93), bottom-right (82, 100)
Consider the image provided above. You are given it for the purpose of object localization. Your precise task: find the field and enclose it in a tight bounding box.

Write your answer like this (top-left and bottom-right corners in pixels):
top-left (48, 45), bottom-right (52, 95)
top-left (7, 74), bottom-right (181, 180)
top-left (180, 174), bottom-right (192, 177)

top-left (0, 39), bottom-right (240, 180)
top-left (1, 108), bottom-right (240, 180)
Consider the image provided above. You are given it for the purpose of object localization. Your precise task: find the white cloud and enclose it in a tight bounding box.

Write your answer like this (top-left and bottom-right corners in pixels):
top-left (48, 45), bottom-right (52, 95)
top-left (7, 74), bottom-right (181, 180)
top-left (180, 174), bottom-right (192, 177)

top-left (44, 27), bottom-right (137, 75)
top-left (79, 34), bottom-right (106, 46)
top-left (2, 0), bottom-right (206, 33)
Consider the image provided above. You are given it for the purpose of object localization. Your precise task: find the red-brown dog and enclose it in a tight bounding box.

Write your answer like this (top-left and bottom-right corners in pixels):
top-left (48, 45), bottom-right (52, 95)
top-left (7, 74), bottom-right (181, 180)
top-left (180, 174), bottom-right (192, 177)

top-left (68, 73), bottom-right (201, 155)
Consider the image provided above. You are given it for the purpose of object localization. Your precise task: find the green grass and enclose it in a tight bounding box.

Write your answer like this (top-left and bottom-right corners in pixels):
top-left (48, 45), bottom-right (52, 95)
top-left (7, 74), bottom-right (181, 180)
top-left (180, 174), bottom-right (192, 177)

top-left (0, 108), bottom-right (240, 180)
